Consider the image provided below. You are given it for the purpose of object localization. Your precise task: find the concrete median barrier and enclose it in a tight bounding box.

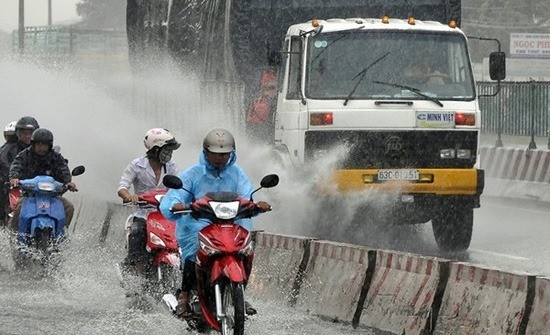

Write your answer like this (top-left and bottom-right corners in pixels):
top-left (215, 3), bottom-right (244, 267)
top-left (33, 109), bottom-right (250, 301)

top-left (526, 276), bottom-right (550, 335)
top-left (358, 250), bottom-right (448, 335)
top-left (69, 198), bottom-right (549, 334)
top-left (480, 146), bottom-right (550, 201)
top-left (70, 193), bottom-right (130, 246)
top-left (294, 240), bottom-right (372, 324)
top-left (248, 233), bottom-right (314, 305)
top-left (480, 146), bottom-right (548, 181)
top-left (433, 262), bottom-right (533, 335)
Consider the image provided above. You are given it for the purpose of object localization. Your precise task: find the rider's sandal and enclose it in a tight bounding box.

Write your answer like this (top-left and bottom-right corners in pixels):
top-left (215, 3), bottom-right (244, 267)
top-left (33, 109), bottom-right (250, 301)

top-left (245, 301), bottom-right (257, 315)
top-left (175, 304), bottom-right (193, 319)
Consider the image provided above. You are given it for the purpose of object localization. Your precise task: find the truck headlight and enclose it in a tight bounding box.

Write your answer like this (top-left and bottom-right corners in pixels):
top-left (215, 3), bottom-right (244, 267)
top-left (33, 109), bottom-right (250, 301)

top-left (440, 149), bottom-right (456, 158)
top-left (312, 149), bottom-right (329, 160)
top-left (456, 149), bottom-right (472, 159)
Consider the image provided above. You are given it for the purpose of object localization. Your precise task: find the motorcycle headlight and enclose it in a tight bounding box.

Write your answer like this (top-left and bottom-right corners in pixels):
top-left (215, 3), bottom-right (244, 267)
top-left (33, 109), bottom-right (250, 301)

top-left (200, 240), bottom-right (221, 256)
top-left (37, 182), bottom-right (55, 191)
top-left (149, 232), bottom-right (166, 247)
top-left (210, 201), bottom-right (239, 219)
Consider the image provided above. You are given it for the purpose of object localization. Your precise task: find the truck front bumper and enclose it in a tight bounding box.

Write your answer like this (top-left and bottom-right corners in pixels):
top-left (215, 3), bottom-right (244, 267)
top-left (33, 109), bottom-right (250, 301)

top-left (318, 168), bottom-right (484, 196)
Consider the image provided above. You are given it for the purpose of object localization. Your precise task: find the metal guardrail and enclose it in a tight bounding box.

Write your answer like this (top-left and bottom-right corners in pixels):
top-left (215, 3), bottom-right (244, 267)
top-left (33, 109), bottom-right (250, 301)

top-left (478, 81), bottom-right (550, 142)
top-left (11, 25), bottom-right (127, 56)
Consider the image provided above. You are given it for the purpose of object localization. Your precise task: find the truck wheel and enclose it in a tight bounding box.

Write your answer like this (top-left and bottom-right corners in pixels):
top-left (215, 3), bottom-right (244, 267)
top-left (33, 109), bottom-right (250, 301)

top-left (431, 207), bottom-right (473, 252)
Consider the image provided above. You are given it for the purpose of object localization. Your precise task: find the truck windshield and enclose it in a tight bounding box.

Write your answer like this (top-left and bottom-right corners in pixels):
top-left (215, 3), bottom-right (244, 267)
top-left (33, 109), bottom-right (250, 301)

top-left (306, 31), bottom-right (475, 101)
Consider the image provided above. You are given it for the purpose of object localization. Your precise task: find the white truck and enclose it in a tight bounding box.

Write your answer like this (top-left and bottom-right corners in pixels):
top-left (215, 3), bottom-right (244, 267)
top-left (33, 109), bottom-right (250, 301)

top-left (126, 0), bottom-right (505, 252)
top-left (271, 16), bottom-right (505, 251)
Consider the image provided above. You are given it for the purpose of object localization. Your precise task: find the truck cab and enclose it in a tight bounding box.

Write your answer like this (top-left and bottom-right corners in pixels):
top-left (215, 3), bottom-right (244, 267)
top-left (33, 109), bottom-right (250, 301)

top-left (273, 17), bottom-right (493, 251)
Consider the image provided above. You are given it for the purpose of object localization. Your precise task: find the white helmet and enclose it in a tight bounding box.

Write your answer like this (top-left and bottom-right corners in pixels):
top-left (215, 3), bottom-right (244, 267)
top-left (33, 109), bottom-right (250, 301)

top-left (203, 128), bottom-right (235, 153)
top-left (144, 128), bottom-right (181, 151)
top-left (4, 121), bottom-right (17, 141)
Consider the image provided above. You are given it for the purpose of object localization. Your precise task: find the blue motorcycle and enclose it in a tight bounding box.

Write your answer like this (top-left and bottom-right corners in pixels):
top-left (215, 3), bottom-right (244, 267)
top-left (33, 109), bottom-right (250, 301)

top-left (11, 166), bottom-right (85, 270)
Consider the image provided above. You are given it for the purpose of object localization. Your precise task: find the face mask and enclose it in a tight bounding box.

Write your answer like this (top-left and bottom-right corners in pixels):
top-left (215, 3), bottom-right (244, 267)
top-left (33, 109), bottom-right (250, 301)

top-left (158, 147), bottom-right (173, 164)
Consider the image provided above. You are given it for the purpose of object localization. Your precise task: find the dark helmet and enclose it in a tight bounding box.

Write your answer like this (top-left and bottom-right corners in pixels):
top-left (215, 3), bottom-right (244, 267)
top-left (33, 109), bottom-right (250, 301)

top-left (31, 128), bottom-right (54, 147)
top-left (15, 116), bottom-right (40, 131)
top-left (203, 128), bottom-right (235, 153)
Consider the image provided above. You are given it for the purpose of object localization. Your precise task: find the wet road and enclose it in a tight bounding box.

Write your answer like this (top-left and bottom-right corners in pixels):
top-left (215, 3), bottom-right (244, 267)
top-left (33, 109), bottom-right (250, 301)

top-left (0, 224), bottom-right (374, 335)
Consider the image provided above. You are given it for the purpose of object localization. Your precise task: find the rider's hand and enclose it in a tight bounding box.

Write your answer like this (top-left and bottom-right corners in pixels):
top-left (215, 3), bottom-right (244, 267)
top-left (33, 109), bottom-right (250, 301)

top-left (125, 194), bottom-right (139, 205)
top-left (67, 182), bottom-right (78, 192)
top-left (170, 203), bottom-right (188, 212)
top-left (9, 179), bottom-right (19, 187)
top-left (256, 201), bottom-right (272, 213)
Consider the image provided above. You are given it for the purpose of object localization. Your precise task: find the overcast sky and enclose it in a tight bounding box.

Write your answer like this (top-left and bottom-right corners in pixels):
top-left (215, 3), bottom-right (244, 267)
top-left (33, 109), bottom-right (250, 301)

top-left (0, 0), bottom-right (81, 33)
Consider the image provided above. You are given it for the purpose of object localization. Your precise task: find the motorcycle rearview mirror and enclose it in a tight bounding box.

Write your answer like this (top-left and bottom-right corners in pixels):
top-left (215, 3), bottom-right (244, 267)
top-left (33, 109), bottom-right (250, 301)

top-left (260, 174), bottom-right (279, 188)
top-left (163, 175), bottom-right (194, 195)
top-left (71, 165), bottom-right (85, 176)
top-left (250, 174), bottom-right (279, 199)
top-left (163, 175), bottom-right (183, 189)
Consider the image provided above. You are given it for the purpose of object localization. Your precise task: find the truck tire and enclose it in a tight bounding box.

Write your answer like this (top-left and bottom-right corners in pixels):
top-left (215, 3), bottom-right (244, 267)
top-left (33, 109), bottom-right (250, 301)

top-left (431, 207), bottom-right (473, 252)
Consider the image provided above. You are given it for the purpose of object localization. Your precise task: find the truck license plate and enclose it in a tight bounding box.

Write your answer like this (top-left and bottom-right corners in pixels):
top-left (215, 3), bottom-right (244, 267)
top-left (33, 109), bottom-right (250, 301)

top-left (378, 169), bottom-right (419, 181)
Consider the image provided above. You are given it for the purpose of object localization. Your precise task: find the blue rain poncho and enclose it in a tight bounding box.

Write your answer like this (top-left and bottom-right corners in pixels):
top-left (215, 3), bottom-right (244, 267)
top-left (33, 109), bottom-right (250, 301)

top-left (160, 150), bottom-right (254, 263)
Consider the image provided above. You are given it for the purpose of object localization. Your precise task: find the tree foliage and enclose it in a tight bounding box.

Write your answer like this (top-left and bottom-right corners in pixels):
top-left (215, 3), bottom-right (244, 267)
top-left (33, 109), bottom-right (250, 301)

top-left (76, 0), bottom-right (126, 30)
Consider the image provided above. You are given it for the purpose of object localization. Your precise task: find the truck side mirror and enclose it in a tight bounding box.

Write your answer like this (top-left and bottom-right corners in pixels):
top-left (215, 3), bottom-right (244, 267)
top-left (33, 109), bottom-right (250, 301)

top-left (489, 51), bottom-right (506, 81)
top-left (267, 49), bottom-right (282, 66)
top-left (267, 39), bottom-right (282, 66)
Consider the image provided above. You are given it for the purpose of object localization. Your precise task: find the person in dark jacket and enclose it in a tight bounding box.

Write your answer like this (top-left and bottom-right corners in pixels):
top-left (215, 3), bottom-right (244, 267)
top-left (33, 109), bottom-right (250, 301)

top-left (8, 128), bottom-right (77, 232)
top-left (0, 116), bottom-right (39, 226)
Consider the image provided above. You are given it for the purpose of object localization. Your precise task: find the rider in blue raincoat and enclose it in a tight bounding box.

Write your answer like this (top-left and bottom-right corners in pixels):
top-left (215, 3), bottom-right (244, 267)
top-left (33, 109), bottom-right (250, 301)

top-left (160, 128), bottom-right (271, 318)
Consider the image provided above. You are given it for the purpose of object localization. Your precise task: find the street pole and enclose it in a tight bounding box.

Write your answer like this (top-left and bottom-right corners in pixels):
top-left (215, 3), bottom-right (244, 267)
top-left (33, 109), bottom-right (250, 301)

top-left (495, 92), bottom-right (503, 147)
top-left (48, 0), bottom-right (52, 26)
top-left (528, 79), bottom-right (537, 150)
top-left (18, 0), bottom-right (25, 54)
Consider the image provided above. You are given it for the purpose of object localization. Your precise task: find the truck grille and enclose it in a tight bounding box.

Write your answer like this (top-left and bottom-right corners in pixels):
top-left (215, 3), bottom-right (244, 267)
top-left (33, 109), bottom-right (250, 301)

top-left (304, 130), bottom-right (478, 169)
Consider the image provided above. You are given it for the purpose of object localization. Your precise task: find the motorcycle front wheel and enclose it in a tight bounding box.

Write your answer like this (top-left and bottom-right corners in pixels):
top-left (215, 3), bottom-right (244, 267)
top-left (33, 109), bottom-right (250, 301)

top-left (157, 263), bottom-right (181, 295)
top-left (220, 282), bottom-right (245, 335)
top-left (34, 227), bottom-right (53, 251)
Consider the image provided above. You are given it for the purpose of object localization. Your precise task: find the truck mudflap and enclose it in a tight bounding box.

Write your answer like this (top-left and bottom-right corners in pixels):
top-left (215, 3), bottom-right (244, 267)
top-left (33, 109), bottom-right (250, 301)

top-left (318, 168), bottom-right (484, 195)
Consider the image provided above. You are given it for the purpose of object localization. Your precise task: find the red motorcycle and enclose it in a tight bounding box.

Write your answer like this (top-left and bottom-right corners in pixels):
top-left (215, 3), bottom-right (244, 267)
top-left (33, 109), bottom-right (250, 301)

top-left (162, 174), bottom-right (279, 335)
top-left (118, 189), bottom-right (181, 298)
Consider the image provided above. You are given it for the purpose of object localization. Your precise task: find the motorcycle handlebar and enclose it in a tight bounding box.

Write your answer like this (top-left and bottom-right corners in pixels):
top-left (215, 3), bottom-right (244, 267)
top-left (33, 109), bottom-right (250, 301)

top-left (122, 200), bottom-right (155, 208)
top-left (169, 201), bottom-right (269, 220)
top-left (170, 209), bottom-right (192, 214)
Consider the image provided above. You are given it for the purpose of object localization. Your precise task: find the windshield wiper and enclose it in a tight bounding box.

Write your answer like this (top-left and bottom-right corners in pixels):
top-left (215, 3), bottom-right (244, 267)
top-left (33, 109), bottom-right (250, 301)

top-left (372, 81), bottom-right (444, 107)
top-left (343, 52), bottom-right (391, 106)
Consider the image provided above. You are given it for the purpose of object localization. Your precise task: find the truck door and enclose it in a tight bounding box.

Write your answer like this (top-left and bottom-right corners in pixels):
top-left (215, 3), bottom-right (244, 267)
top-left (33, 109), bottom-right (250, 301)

top-left (274, 36), bottom-right (306, 163)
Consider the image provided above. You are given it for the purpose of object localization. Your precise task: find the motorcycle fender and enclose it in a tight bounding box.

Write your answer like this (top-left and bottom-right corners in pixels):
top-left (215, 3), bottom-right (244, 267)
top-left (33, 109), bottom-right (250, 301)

top-left (200, 302), bottom-right (221, 332)
top-left (153, 251), bottom-right (180, 267)
top-left (8, 187), bottom-right (21, 211)
top-left (20, 197), bottom-right (65, 237)
top-left (211, 256), bottom-right (246, 283)
top-left (30, 217), bottom-right (56, 236)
